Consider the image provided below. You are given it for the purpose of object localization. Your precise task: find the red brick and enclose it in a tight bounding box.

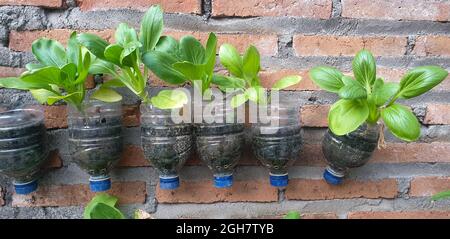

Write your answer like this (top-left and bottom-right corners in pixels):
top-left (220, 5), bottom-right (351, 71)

top-left (12, 181), bottom-right (146, 207)
top-left (300, 105), bottom-right (329, 127)
top-left (0, 186), bottom-right (4, 206)
top-left (156, 180), bottom-right (278, 203)
top-left (342, 0), bottom-right (450, 22)
top-left (212, 0), bottom-right (332, 19)
top-left (348, 211), bottom-right (450, 219)
top-left (44, 105), bottom-right (67, 129)
top-left (45, 150), bottom-right (63, 169)
top-left (285, 179), bottom-right (398, 200)
top-left (410, 177), bottom-right (450, 197)
top-left (77, 0), bottom-right (201, 14)
top-left (424, 104), bottom-right (450, 125)
top-left (293, 35), bottom-right (407, 57)
top-left (122, 104), bottom-right (140, 127)
top-left (259, 212), bottom-right (338, 219)
top-left (117, 145), bottom-right (149, 167)
top-left (84, 75), bottom-right (96, 89)
top-left (260, 69), bottom-right (320, 91)
top-left (0, 0), bottom-right (63, 8)
top-left (0, 66), bottom-right (25, 78)
top-left (413, 36), bottom-right (450, 57)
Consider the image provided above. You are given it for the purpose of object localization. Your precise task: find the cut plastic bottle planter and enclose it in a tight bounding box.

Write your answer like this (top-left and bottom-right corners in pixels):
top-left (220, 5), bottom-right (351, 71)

top-left (322, 123), bottom-right (380, 185)
top-left (141, 104), bottom-right (193, 190)
top-left (195, 100), bottom-right (245, 188)
top-left (0, 107), bottom-right (49, 194)
top-left (68, 100), bottom-right (123, 192)
top-left (251, 103), bottom-right (302, 188)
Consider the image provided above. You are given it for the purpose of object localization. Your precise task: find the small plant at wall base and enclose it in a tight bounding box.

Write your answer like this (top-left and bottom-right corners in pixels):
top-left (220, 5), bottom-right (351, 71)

top-left (217, 44), bottom-right (302, 107)
top-left (84, 193), bottom-right (125, 219)
top-left (309, 49), bottom-right (448, 142)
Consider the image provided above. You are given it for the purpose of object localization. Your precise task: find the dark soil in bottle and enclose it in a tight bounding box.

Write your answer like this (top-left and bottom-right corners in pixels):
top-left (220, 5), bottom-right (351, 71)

top-left (252, 126), bottom-right (302, 174)
top-left (194, 123), bottom-right (245, 175)
top-left (322, 123), bottom-right (380, 172)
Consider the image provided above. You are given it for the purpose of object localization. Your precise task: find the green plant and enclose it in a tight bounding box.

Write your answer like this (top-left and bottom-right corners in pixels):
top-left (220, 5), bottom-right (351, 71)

top-left (283, 211), bottom-right (301, 219)
top-left (0, 32), bottom-right (101, 111)
top-left (77, 5), bottom-right (187, 109)
top-left (309, 49), bottom-right (448, 141)
top-left (216, 44), bottom-right (302, 107)
top-left (142, 32), bottom-right (218, 97)
top-left (432, 190), bottom-right (450, 201)
top-left (84, 193), bottom-right (125, 219)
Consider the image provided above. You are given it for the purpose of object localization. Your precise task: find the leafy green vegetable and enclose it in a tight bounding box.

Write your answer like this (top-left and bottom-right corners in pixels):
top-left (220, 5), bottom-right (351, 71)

top-left (84, 193), bottom-right (125, 219)
top-left (283, 211), bottom-right (301, 219)
top-left (150, 89), bottom-right (188, 109)
top-left (309, 49), bottom-right (448, 141)
top-left (432, 190), bottom-right (450, 201)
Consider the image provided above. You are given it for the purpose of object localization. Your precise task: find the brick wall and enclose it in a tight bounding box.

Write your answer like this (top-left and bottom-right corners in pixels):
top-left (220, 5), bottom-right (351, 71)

top-left (0, 0), bottom-right (450, 219)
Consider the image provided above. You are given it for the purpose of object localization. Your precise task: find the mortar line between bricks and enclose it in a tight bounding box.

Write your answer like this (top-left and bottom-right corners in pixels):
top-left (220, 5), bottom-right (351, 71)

top-left (201, 0), bottom-right (212, 20)
top-left (331, 0), bottom-right (343, 18)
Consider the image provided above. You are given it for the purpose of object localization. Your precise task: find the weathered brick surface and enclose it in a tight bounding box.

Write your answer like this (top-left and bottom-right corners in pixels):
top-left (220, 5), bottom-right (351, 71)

top-left (0, 66), bottom-right (24, 78)
top-left (156, 180), bottom-right (278, 203)
top-left (212, 0), bottom-right (332, 19)
top-left (293, 35), bottom-right (407, 57)
top-left (77, 0), bottom-right (201, 13)
top-left (285, 179), bottom-right (398, 200)
top-left (342, 0), bottom-right (450, 22)
top-left (44, 105), bottom-right (68, 129)
top-left (45, 150), bottom-right (63, 169)
top-left (12, 181), bottom-right (147, 207)
top-left (348, 211), bottom-right (450, 219)
top-left (413, 36), bottom-right (450, 57)
top-left (0, 0), bottom-right (63, 8)
top-left (118, 145), bottom-right (149, 167)
top-left (424, 104), bottom-right (450, 125)
top-left (122, 104), bottom-right (140, 127)
top-left (300, 105), bottom-right (329, 127)
top-left (410, 177), bottom-right (450, 197)
top-left (0, 186), bottom-right (4, 207)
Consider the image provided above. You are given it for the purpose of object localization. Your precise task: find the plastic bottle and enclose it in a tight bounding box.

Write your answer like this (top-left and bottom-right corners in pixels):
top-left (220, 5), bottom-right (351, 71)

top-left (67, 100), bottom-right (123, 192)
top-left (322, 123), bottom-right (380, 185)
top-left (0, 107), bottom-right (49, 194)
top-left (195, 100), bottom-right (245, 188)
top-left (251, 103), bottom-right (302, 188)
top-left (141, 104), bottom-right (193, 190)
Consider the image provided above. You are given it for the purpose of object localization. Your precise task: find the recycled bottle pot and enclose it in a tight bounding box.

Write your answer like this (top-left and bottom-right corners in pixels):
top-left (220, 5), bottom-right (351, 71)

top-left (194, 100), bottom-right (245, 188)
top-left (322, 123), bottom-right (380, 185)
top-left (68, 100), bottom-right (123, 192)
top-left (141, 104), bottom-right (193, 190)
top-left (251, 103), bottom-right (302, 188)
top-left (0, 107), bottom-right (49, 194)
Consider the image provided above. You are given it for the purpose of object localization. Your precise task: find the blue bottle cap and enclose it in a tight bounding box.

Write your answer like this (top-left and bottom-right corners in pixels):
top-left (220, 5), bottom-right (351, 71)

top-left (89, 177), bottom-right (112, 192)
top-left (323, 169), bottom-right (343, 185)
top-left (269, 174), bottom-right (289, 187)
top-left (214, 175), bottom-right (233, 188)
top-left (160, 176), bottom-right (180, 190)
top-left (14, 180), bottom-right (38, 195)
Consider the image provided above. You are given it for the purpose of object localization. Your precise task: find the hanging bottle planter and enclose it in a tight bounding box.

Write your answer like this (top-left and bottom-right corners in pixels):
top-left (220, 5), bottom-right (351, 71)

top-left (68, 100), bottom-right (123, 192)
top-left (251, 103), bottom-right (302, 187)
top-left (141, 104), bottom-right (193, 190)
top-left (322, 123), bottom-right (379, 185)
top-left (195, 100), bottom-right (245, 188)
top-left (0, 107), bottom-right (49, 194)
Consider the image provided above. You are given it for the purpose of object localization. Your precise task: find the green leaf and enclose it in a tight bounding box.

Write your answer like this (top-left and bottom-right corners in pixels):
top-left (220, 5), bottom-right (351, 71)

top-left (67, 31), bottom-right (81, 65)
top-left (31, 38), bottom-right (67, 68)
top-left (0, 77), bottom-right (48, 90)
top-left (115, 23), bottom-right (138, 46)
top-left (283, 211), bottom-right (301, 219)
top-left (25, 63), bottom-right (45, 71)
top-left (30, 89), bottom-right (60, 104)
top-left (352, 49), bottom-right (376, 87)
top-left (179, 35), bottom-right (205, 64)
top-left (230, 93), bottom-right (248, 108)
top-left (242, 45), bottom-right (260, 80)
top-left (372, 78), bottom-right (399, 106)
top-left (91, 86), bottom-right (122, 102)
top-left (77, 33), bottom-right (109, 59)
top-left (155, 36), bottom-right (180, 56)
top-left (309, 66), bottom-right (344, 93)
top-left (89, 203), bottom-right (125, 219)
top-left (89, 59), bottom-right (117, 76)
top-left (47, 92), bottom-right (80, 105)
top-left (398, 66), bottom-right (448, 99)
top-left (150, 89), bottom-right (188, 109)
top-left (204, 33), bottom-right (217, 76)
top-left (104, 44), bottom-right (124, 66)
top-left (432, 190), bottom-right (450, 201)
top-left (212, 74), bottom-right (245, 90)
top-left (338, 78), bottom-right (367, 99)
top-left (84, 193), bottom-right (120, 219)
top-left (272, 75), bottom-right (302, 90)
top-left (219, 43), bottom-right (243, 78)
top-left (102, 78), bottom-right (126, 88)
top-left (142, 51), bottom-right (186, 84)
top-left (61, 63), bottom-right (77, 81)
top-left (120, 41), bottom-right (141, 67)
top-left (173, 61), bottom-right (205, 80)
top-left (328, 99), bottom-right (369, 135)
top-left (140, 5), bottom-right (164, 54)
top-left (381, 103), bottom-right (420, 142)
top-left (21, 66), bottom-right (62, 86)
